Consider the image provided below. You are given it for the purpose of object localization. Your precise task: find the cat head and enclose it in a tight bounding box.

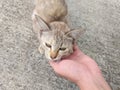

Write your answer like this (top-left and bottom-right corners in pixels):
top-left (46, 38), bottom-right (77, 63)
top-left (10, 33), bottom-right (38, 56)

top-left (34, 15), bottom-right (84, 61)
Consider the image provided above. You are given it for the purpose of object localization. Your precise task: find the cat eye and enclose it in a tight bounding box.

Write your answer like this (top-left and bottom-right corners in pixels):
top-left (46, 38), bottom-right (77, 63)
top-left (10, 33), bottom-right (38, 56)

top-left (59, 47), bottom-right (66, 51)
top-left (45, 43), bottom-right (51, 48)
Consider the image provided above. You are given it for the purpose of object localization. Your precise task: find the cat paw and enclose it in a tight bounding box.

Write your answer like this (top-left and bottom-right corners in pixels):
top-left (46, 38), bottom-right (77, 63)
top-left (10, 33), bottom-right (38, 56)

top-left (38, 46), bottom-right (44, 54)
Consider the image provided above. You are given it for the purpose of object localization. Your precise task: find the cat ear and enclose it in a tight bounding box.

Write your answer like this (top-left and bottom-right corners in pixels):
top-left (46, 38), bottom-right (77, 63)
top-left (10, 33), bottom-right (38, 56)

top-left (35, 15), bottom-right (50, 32)
top-left (66, 28), bottom-right (85, 40)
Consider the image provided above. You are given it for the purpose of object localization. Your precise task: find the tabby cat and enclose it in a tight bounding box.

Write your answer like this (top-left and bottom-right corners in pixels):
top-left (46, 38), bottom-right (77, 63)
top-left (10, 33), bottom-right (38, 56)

top-left (32, 0), bottom-right (84, 61)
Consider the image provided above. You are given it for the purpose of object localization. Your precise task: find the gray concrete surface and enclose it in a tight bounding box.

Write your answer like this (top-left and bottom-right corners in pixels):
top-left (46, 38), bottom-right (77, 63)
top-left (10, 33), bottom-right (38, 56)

top-left (0, 0), bottom-right (120, 90)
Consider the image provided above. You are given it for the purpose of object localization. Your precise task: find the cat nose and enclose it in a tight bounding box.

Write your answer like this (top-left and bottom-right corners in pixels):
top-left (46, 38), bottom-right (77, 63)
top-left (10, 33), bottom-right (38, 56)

top-left (50, 55), bottom-right (57, 59)
top-left (50, 51), bottom-right (58, 59)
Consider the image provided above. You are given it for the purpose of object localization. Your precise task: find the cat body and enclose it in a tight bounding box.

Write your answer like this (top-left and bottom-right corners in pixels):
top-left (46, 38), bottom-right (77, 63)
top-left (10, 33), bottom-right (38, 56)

top-left (33, 0), bottom-right (67, 23)
top-left (32, 0), bottom-right (83, 61)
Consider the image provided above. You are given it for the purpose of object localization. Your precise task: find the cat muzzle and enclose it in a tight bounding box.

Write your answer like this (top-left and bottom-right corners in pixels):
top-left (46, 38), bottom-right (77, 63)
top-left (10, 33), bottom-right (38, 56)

top-left (50, 50), bottom-right (58, 59)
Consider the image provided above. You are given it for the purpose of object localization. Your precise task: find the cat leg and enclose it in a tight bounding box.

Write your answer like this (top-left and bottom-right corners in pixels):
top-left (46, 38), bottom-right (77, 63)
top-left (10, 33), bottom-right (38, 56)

top-left (60, 17), bottom-right (68, 24)
top-left (38, 45), bottom-right (44, 54)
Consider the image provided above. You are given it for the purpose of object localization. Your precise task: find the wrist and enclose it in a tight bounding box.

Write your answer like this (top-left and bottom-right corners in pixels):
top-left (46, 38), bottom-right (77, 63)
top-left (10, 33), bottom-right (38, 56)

top-left (76, 76), bottom-right (99, 90)
top-left (76, 75), bottom-right (111, 90)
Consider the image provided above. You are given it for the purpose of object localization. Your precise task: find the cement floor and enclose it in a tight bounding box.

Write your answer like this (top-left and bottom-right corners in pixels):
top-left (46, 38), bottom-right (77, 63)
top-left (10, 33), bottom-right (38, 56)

top-left (0, 0), bottom-right (120, 90)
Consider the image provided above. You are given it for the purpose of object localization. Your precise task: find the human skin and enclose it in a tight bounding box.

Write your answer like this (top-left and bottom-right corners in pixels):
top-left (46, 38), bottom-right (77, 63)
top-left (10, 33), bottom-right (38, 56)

top-left (49, 44), bottom-right (111, 90)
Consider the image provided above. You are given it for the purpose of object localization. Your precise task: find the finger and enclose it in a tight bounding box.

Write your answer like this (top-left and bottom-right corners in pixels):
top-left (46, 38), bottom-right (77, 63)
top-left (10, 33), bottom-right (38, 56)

top-left (49, 61), bottom-right (58, 67)
top-left (49, 61), bottom-right (67, 78)
top-left (73, 43), bottom-right (80, 51)
top-left (49, 61), bottom-right (61, 73)
top-left (73, 44), bottom-right (84, 56)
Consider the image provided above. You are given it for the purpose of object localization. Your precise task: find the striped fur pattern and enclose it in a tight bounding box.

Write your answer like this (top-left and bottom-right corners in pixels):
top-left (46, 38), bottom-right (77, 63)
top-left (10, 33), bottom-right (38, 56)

top-left (32, 0), bottom-right (84, 61)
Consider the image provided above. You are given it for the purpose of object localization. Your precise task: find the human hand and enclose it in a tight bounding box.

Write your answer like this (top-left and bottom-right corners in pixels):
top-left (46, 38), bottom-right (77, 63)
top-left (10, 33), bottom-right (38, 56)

top-left (49, 44), bottom-right (101, 83)
top-left (49, 44), bottom-right (111, 90)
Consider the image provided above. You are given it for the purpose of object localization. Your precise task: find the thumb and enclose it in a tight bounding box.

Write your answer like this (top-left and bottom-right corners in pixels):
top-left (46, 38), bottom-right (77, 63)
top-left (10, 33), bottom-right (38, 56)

top-left (73, 43), bottom-right (80, 52)
top-left (49, 61), bottom-right (60, 73)
top-left (49, 61), bottom-right (57, 67)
